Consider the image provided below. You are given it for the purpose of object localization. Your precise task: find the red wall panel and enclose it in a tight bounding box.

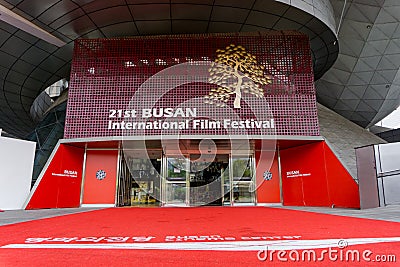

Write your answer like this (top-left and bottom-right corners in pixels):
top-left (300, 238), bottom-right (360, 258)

top-left (81, 150), bottom-right (118, 205)
top-left (280, 141), bottom-right (360, 208)
top-left (323, 142), bottom-right (360, 208)
top-left (26, 144), bottom-right (84, 209)
top-left (280, 142), bottom-right (330, 206)
top-left (255, 150), bottom-right (280, 203)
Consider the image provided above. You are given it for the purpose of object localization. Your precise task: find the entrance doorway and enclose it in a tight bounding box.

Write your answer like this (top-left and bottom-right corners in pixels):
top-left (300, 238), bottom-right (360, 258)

top-left (230, 156), bottom-right (256, 205)
top-left (161, 154), bottom-right (255, 207)
top-left (189, 154), bottom-right (227, 206)
top-left (117, 140), bottom-right (257, 207)
top-left (117, 149), bottom-right (161, 207)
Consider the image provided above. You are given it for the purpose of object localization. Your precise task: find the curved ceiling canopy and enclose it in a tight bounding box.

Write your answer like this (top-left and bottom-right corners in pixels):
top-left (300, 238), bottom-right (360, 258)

top-left (317, 0), bottom-right (400, 128)
top-left (4, 0), bottom-right (390, 138)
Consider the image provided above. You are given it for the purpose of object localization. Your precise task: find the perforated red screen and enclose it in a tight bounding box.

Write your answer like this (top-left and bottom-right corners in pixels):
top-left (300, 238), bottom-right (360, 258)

top-left (65, 31), bottom-right (319, 139)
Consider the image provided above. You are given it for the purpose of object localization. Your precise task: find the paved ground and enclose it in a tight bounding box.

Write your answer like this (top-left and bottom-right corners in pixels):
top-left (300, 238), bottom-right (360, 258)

top-left (0, 208), bottom-right (100, 226)
top-left (282, 205), bottom-right (400, 223)
top-left (1, 205), bottom-right (399, 226)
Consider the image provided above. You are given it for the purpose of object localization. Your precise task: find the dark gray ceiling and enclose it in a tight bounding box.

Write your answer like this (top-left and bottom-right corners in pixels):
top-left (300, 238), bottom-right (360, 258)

top-left (0, 0), bottom-right (375, 138)
top-left (318, 0), bottom-right (400, 128)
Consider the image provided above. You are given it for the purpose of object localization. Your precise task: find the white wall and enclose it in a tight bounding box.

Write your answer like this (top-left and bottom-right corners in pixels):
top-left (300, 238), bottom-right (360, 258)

top-left (0, 136), bottom-right (35, 210)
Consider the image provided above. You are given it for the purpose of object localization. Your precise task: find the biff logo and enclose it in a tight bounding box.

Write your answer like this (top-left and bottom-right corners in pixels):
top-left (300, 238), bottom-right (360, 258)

top-left (204, 44), bottom-right (272, 109)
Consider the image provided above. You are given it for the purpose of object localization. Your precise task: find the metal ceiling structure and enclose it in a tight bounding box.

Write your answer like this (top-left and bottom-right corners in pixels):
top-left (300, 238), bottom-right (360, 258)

top-left (0, 0), bottom-right (398, 138)
top-left (317, 0), bottom-right (400, 128)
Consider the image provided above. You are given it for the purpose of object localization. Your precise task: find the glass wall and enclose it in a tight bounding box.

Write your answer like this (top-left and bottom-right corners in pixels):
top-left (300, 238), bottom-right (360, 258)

top-left (163, 156), bottom-right (189, 206)
top-left (118, 140), bottom-right (256, 207)
top-left (117, 150), bottom-right (161, 206)
top-left (189, 154), bottom-right (227, 206)
top-left (231, 156), bottom-right (256, 205)
top-left (161, 153), bottom-right (254, 206)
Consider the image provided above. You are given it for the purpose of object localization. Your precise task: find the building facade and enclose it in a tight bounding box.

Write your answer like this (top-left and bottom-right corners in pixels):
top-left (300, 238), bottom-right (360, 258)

top-left (25, 32), bottom-right (360, 208)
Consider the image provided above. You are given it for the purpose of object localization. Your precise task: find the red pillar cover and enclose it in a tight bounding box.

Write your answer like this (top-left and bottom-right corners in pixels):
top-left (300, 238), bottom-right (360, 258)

top-left (26, 144), bottom-right (84, 209)
top-left (81, 150), bottom-right (119, 205)
top-left (255, 150), bottom-right (280, 203)
top-left (280, 141), bottom-right (360, 208)
top-left (323, 142), bottom-right (360, 208)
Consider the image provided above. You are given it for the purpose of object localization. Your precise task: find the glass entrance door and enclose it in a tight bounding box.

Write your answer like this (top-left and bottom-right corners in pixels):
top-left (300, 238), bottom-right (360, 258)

top-left (162, 156), bottom-right (189, 206)
top-left (231, 156), bottom-right (256, 205)
top-left (117, 149), bottom-right (162, 207)
top-left (162, 154), bottom-right (229, 206)
top-left (189, 154), bottom-right (227, 206)
top-left (161, 153), bottom-right (255, 206)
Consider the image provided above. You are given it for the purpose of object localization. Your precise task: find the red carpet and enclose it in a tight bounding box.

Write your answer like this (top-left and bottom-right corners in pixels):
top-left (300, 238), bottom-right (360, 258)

top-left (0, 207), bottom-right (399, 266)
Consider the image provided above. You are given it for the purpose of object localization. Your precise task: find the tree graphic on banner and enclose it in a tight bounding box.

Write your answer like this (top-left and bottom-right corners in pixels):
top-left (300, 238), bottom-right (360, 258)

top-left (204, 44), bottom-right (271, 108)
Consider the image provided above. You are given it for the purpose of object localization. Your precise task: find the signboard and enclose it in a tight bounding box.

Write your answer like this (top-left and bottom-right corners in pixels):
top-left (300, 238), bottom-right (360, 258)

top-left (65, 31), bottom-right (318, 139)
